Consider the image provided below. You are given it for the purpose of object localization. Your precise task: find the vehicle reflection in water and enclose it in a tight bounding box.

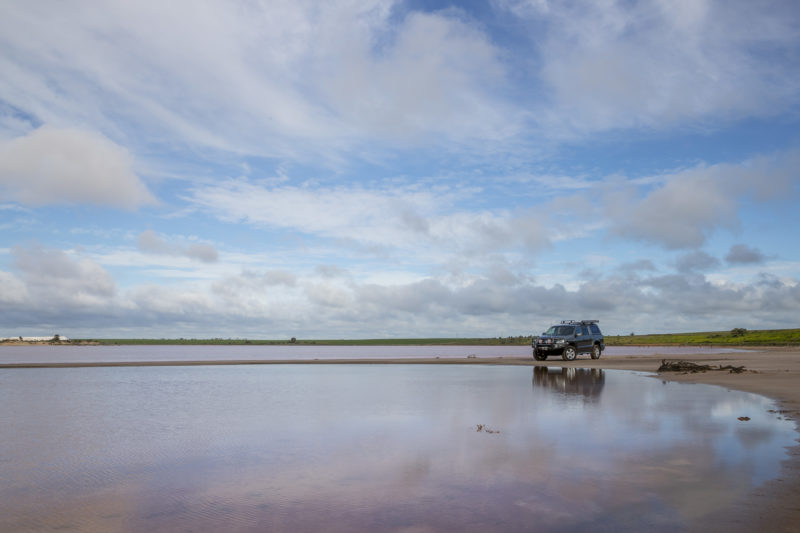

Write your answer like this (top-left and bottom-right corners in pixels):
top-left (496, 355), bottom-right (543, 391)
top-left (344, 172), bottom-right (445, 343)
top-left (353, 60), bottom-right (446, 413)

top-left (532, 366), bottom-right (605, 400)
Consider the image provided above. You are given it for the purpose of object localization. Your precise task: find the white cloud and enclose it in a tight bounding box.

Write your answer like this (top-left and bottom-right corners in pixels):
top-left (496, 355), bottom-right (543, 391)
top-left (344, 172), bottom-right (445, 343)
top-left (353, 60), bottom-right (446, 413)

top-left (319, 10), bottom-right (517, 143)
top-left (505, 0), bottom-right (800, 135)
top-left (188, 180), bottom-right (550, 258)
top-left (12, 245), bottom-right (117, 307)
top-left (128, 284), bottom-right (214, 319)
top-left (612, 169), bottom-right (739, 248)
top-left (0, 1), bottom-right (519, 165)
top-left (2, 0), bottom-right (797, 166)
top-left (2, 244), bottom-right (799, 337)
top-left (0, 126), bottom-right (155, 208)
top-left (0, 269), bottom-right (27, 304)
top-left (305, 281), bottom-right (354, 309)
top-left (137, 230), bottom-right (219, 263)
top-left (607, 149), bottom-right (800, 249)
top-left (0, 3), bottom-right (798, 339)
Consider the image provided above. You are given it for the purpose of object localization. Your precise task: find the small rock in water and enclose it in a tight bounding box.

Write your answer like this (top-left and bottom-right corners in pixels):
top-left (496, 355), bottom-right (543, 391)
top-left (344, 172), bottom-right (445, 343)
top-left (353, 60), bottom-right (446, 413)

top-left (737, 416), bottom-right (751, 421)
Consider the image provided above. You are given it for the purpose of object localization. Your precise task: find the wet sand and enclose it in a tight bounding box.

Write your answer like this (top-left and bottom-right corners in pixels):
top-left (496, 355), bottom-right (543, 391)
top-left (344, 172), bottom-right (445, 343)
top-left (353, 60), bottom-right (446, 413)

top-left (3, 346), bottom-right (798, 531)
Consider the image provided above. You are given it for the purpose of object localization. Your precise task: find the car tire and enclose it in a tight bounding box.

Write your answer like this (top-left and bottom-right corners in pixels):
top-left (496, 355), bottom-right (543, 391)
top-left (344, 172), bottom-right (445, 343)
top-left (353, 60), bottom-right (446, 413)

top-left (562, 345), bottom-right (577, 361)
top-left (591, 344), bottom-right (601, 360)
top-left (533, 349), bottom-right (547, 361)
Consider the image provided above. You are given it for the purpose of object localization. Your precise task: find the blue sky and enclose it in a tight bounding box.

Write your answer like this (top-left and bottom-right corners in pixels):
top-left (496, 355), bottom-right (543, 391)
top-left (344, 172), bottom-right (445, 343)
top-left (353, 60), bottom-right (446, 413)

top-left (1, 0), bottom-right (799, 338)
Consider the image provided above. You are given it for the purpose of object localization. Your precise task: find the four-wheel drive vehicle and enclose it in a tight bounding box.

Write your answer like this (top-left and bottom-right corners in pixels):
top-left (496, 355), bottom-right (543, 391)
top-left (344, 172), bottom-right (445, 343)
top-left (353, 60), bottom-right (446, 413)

top-left (532, 320), bottom-right (604, 361)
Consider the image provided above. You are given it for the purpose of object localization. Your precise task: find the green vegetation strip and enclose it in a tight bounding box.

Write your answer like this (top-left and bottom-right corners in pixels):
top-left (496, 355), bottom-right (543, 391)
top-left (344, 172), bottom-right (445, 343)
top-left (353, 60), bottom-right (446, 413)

top-left (64, 328), bottom-right (800, 346)
top-left (605, 328), bottom-right (800, 346)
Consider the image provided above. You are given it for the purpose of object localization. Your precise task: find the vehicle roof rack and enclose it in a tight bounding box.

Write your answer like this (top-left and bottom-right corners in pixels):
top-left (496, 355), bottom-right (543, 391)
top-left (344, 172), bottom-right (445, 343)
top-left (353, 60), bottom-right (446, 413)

top-left (560, 320), bottom-right (599, 325)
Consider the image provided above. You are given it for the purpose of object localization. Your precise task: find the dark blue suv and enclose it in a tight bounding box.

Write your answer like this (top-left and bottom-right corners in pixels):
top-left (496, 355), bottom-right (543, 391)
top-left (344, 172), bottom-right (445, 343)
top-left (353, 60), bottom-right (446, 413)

top-left (533, 320), bottom-right (605, 361)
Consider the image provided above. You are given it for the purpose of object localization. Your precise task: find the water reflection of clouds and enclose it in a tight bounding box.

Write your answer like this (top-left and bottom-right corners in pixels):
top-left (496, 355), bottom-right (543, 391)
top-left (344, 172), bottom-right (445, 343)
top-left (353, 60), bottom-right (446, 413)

top-left (1, 365), bottom-right (797, 532)
top-left (530, 367), bottom-right (795, 489)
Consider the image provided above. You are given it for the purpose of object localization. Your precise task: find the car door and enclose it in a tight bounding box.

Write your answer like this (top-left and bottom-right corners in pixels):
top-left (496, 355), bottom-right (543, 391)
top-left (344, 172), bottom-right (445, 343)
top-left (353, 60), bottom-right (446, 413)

top-left (575, 325), bottom-right (592, 353)
top-left (589, 323), bottom-right (603, 348)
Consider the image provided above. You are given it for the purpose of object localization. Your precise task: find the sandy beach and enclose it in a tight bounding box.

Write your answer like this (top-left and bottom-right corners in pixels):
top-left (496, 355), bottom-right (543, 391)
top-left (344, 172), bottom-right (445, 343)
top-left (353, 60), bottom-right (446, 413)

top-left (3, 346), bottom-right (798, 531)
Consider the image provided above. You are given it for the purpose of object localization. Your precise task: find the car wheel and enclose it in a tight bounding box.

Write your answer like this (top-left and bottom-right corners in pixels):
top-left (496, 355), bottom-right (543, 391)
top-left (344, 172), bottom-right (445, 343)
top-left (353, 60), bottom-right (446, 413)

top-left (562, 345), bottom-right (577, 361)
top-left (591, 344), bottom-right (601, 360)
top-left (533, 349), bottom-right (547, 361)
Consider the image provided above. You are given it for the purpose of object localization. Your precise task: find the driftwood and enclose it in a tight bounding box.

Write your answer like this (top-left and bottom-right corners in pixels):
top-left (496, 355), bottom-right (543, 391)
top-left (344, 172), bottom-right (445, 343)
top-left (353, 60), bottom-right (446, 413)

top-left (658, 359), bottom-right (746, 374)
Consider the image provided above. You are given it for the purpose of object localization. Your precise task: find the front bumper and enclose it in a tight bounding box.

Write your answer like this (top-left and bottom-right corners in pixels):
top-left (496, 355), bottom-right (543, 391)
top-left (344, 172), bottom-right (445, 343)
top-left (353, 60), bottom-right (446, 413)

top-left (534, 343), bottom-right (566, 354)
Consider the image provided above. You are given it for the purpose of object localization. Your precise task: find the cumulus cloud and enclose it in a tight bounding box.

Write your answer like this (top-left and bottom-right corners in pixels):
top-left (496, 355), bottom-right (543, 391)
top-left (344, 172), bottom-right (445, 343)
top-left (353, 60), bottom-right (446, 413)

top-left (0, 127), bottom-right (155, 209)
top-left (725, 244), bottom-right (765, 265)
top-left (607, 149), bottom-right (800, 249)
top-left (315, 264), bottom-right (350, 279)
top-left (12, 245), bottom-right (116, 307)
top-left (1, 242), bottom-right (799, 337)
top-left (137, 230), bottom-right (219, 263)
top-left (611, 173), bottom-right (737, 249)
top-left (212, 269), bottom-right (297, 298)
top-left (0, 269), bottom-right (27, 305)
top-left (675, 251), bottom-right (720, 273)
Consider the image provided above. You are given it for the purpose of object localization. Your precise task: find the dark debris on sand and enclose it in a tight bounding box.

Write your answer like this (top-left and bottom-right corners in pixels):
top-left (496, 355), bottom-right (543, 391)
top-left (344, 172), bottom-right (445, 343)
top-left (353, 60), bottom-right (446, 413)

top-left (658, 359), bottom-right (747, 374)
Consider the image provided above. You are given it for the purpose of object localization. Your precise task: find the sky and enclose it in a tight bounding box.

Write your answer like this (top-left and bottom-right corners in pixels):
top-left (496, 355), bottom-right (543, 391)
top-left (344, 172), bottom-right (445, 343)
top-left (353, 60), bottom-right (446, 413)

top-left (1, 0), bottom-right (799, 339)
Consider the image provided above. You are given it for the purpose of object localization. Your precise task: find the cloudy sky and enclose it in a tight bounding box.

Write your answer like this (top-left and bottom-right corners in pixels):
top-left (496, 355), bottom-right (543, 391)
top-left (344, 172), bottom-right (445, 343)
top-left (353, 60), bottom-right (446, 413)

top-left (1, 0), bottom-right (799, 339)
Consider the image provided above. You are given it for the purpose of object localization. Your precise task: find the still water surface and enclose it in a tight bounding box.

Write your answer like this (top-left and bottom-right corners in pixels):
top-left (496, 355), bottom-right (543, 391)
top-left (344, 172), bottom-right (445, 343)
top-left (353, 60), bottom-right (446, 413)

top-left (0, 364), bottom-right (795, 532)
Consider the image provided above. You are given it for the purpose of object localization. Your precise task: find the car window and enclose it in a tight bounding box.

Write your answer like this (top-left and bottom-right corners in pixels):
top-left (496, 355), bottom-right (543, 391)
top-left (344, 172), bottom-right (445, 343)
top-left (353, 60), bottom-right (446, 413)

top-left (590, 324), bottom-right (601, 335)
top-left (580, 326), bottom-right (589, 336)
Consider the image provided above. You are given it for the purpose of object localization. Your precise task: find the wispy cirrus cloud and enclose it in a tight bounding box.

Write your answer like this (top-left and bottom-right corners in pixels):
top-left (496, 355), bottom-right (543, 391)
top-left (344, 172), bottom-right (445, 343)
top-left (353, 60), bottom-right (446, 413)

top-left (187, 180), bottom-right (550, 258)
top-left (0, 1), bottom-right (519, 166)
top-left (501, 0), bottom-right (800, 136)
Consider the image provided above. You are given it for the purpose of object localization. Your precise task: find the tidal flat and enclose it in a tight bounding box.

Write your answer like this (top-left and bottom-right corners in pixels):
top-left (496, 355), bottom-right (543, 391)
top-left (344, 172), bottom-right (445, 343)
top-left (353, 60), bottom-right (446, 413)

top-left (0, 359), bottom-right (796, 532)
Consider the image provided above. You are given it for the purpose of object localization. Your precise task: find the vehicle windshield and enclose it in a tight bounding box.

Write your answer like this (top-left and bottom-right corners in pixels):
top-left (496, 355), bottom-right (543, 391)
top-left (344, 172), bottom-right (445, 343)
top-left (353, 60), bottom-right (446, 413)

top-left (545, 325), bottom-right (575, 336)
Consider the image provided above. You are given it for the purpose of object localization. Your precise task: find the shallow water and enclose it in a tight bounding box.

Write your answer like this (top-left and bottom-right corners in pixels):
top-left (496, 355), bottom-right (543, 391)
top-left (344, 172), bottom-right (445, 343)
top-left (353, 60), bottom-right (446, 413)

top-left (0, 364), bottom-right (795, 532)
top-left (0, 343), bottom-right (744, 364)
